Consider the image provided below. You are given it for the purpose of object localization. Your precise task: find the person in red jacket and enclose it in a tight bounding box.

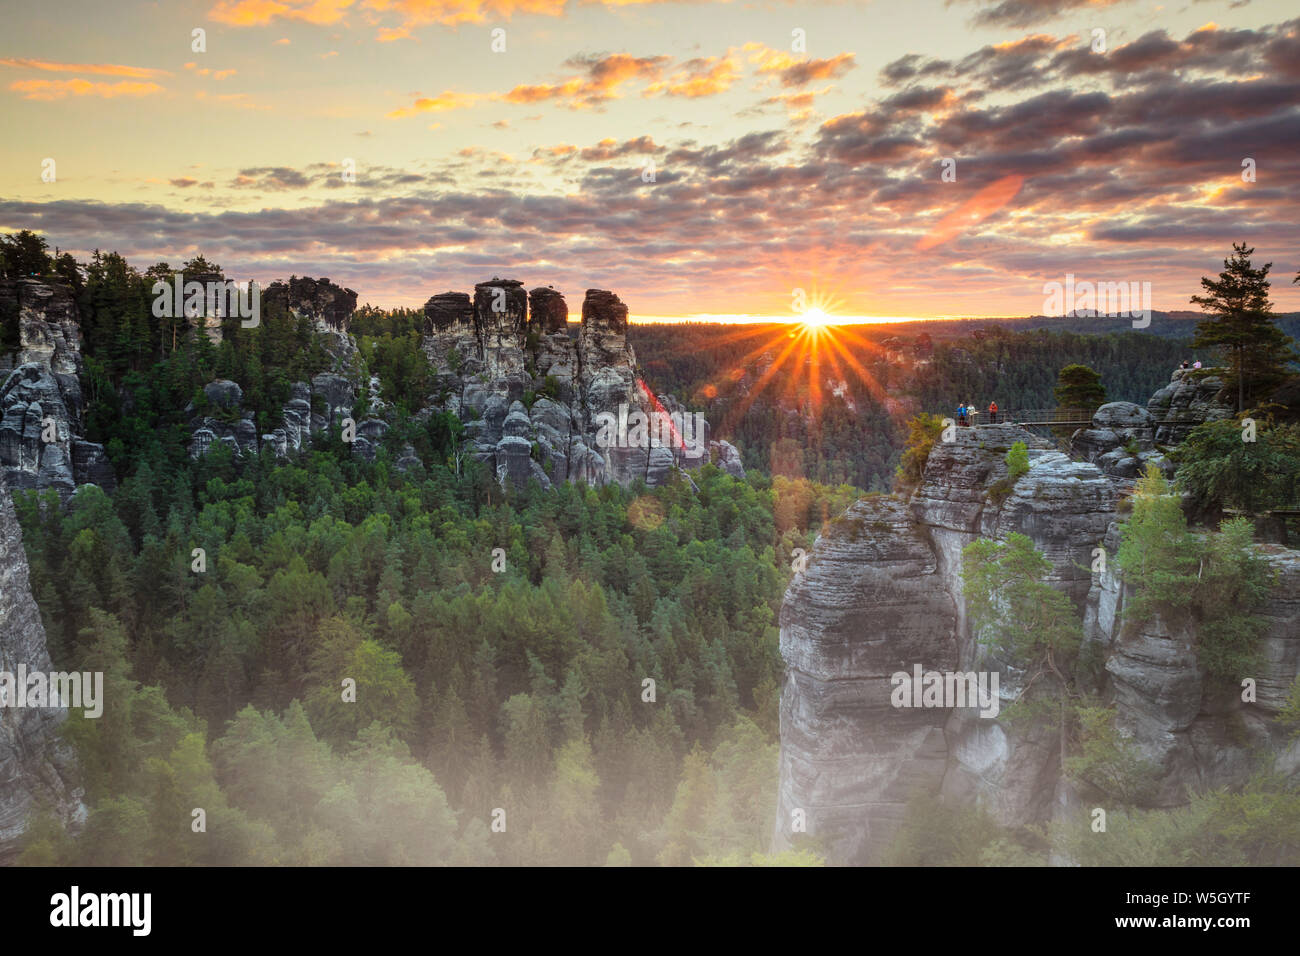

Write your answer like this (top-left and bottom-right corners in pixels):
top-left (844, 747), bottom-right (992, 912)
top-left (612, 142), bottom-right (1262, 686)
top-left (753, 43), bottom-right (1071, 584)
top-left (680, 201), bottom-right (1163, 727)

top-left (988, 400), bottom-right (998, 423)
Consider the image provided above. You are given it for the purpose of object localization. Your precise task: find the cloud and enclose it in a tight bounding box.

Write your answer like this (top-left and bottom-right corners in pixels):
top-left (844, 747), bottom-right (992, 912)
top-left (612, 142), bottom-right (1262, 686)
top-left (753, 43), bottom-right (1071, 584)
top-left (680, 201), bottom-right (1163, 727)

top-left (209, 0), bottom-right (357, 27)
top-left (387, 90), bottom-right (485, 117)
top-left (497, 53), bottom-right (670, 109)
top-left (391, 49), bottom-right (747, 117)
top-left (746, 44), bottom-right (855, 88)
top-left (9, 16), bottom-right (1300, 318)
top-left (951, 0), bottom-right (1132, 29)
top-left (208, 0), bottom-right (725, 35)
top-left (0, 58), bottom-right (170, 78)
top-left (8, 78), bottom-right (165, 100)
top-left (644, 56), bottom-right (741, 98)
top-left (578, 136), bottom-right (660, 160)
top-left (231, 166), bottom-right (316, 190)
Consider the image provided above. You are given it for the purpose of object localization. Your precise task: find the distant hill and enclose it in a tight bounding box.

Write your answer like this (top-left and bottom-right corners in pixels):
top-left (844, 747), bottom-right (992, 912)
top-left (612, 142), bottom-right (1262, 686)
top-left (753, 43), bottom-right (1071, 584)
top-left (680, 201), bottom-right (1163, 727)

top-left (878, 312), bottom-right (1300, 343)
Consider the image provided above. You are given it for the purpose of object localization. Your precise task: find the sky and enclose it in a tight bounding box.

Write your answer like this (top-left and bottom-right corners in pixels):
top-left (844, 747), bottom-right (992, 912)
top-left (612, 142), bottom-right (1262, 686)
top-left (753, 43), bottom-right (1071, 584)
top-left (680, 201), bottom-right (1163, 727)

top-left (1, 0), bottom-right (1298, 321)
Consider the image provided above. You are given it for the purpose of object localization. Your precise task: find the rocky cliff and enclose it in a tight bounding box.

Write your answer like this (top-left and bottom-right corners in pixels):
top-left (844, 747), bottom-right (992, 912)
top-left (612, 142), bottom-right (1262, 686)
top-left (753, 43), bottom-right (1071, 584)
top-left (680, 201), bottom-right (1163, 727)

top-left (0, 279), bottom-right (115, 497)
top-left (773, 408), bottom-right (1299, 863)
top-left (183, 275), bottom-right (743, 489)
top-left (0, 473), bottom-right (83, 859)
top-left (1147, 367), bottom-right (1234, 443)
top-left (418, 280), bottom-right (743, 489)
top-left (185, 276), bottom-right (392, 464)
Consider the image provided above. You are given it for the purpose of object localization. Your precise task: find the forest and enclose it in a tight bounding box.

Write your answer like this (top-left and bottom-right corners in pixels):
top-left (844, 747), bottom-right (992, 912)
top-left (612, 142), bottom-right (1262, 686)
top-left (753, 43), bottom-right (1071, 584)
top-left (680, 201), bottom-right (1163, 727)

top-left (3, 230), bottom-right (1299, 866)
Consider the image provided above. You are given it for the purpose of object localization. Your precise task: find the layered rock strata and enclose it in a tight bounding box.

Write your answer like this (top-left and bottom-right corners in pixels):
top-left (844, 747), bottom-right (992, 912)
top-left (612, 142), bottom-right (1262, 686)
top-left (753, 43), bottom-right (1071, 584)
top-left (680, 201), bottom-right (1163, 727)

top-left (774, 419), bottom-right (1300, 864)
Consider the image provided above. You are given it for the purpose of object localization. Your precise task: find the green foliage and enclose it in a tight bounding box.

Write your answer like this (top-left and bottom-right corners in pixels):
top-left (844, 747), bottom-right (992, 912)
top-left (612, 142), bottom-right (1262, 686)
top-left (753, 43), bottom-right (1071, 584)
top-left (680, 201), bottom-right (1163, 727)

top-left (1063, 706), bottom-right (1160, 807)
top-left (1175, 419), bottom-right (1300, 517)
top-left (357, 332), bottom-right (434, 413)
top-left (1055, 773), bottom-right (1300, 866)
top-left (1117, 464), bottom-right (1199, 631)
top-left (0, 229), bottom-right (54, 279)
top-left (883, 795), bottom-right (1042, 866)
top-left (1005, 441), bottom-right (1029, 481)
top-left (895, 413), bottom-right (945, 492)
top-left (1194, 517), bottom-right (1273, 681)
top-left (1054, 363), bottom-right (1106, 409)
top-left (1276, 677), bottom-right (1300, 741)
top-left (1191, 242), bottom-right (1297, 413)
top-left (1118, 466), bottom-right (1273, 682)
top-left (15, 424), bottom-right (810, 864)
top-left (962, 533), bottom-right (1083, 671)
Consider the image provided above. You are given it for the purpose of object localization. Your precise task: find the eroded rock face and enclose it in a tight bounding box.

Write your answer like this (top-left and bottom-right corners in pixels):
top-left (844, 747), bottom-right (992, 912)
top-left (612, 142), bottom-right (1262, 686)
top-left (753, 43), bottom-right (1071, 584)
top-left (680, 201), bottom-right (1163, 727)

top-left (263, 276), bottom-right (357, 335)
top-left (528, 287), bottom-right (568, 335)
top-left (0, 279), bottom-right (115, 497)
top-left (0, 475), bottom-right (82, 859)
top-left (185, 278), bottom-right (397, 463)
top-left (773, 497), bottom-right (957, 864)
top-left (1099, 546), bottom-right (1300, 805)
top-left (417, 282), bottom-right (739, 490)
top-left (1147, 368), bottom-right (1233, 443)
top-left (1071, 402), bottom-right (1172, 485)
top-left (774, 417), bottom-right (1300, 864)
top-left (473, 279), bottom-right (528, 388)
top-left (187, 276), bottom-right (741, 489)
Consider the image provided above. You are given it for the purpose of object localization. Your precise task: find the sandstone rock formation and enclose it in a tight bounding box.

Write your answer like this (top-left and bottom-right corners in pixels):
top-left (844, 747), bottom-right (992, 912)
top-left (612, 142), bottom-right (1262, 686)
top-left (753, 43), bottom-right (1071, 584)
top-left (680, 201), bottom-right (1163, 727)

top-left (0, 473), bottom-right (83, 859)
top-left (1147, 367), bottom-right (1233, 443)
top-left (773, 418), bottom-right (1300, 864)
top-left (1069, 402), bottom-right (1172, 485)
top-left (181, 275), bottom-right (737, 487)
top-left (418, 281), bottom-right (742, 490)
top-left (263, 276), bottom-right (357, 335)
top-left (181, 277), bottom-right (396, 464)
top-left (0, 279), bottom-right (115, 497)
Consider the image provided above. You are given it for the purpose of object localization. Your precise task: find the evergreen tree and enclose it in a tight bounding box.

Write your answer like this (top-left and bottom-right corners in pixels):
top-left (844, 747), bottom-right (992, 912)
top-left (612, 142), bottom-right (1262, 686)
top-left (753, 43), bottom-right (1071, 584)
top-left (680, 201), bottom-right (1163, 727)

top-left (1053, 363), bottom-right (1106, 410)
top-left (1191, 242), bottom-right (1296, 412)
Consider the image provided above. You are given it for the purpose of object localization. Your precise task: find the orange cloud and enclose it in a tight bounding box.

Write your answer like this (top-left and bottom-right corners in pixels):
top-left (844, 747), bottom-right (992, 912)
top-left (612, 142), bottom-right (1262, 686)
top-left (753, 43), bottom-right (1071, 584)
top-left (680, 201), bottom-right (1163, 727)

top-left (645, 56), bottom-right (740, 98)
top-left (746, 44), bottom-right (855, 88)
top-left (502, 78), bottom-right (584, 105)
top-left (0, 58), bottom-right (169, 78)
top-left (212, 0), bottom-right (734, 37)
top-left (209, 0), bottom-right (356, 26)
top-left (386, 90), bottom-right (484, 117)
top-left (9, 78), bottom-right (165, 100)
top-left (762, 87), bottom-right (829, 121)
top-left (502, 53), bottom-right (668, 108)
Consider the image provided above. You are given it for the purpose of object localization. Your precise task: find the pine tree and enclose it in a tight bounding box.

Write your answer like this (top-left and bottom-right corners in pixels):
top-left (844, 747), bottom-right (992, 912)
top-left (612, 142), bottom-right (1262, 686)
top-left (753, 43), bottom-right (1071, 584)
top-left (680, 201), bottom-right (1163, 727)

top-left (1054, 363), bottom-right (1106, 410)
top-left (1191, 242), bottom-right (1296, 412)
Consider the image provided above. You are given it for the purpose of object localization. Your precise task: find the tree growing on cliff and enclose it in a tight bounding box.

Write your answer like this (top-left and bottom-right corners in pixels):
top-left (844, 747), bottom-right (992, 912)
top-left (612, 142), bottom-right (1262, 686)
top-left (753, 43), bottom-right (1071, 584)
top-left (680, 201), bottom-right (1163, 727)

top-left (1174, 419), bottom-right (1300, 518)
top-left (1054, 363), bottom-right (1106, 410)
top-left (1118, 463), bottom-right (1273, 682)
top-left (962, 533), bottom-right (1084, 762)
top-left (1191, 242), bottom-right (1296, 413)
top-left (894, 412), bottom-right (946, 492)
top-left (1063, 705), bottom-right (1159, 808)
top-left (0, 229), bottom-right (54, 278)
top-left (1116, 464), bottom-right (1199, 632)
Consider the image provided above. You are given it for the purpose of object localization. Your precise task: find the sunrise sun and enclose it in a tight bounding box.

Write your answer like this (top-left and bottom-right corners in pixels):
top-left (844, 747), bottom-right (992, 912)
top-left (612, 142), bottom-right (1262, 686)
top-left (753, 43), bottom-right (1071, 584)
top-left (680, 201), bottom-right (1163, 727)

top-left (801, 307), bottom-right (832, 329)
